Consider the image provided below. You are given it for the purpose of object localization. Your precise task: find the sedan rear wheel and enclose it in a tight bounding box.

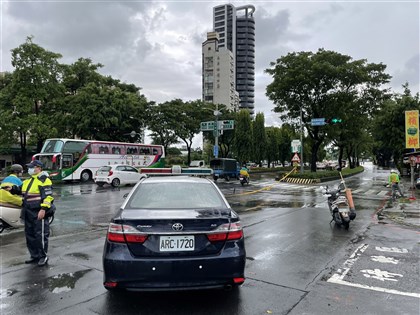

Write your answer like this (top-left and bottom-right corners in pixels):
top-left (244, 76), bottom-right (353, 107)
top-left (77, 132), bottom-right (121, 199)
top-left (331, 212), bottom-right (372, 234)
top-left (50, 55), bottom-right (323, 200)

top-left (111, 178), bottom-right (120, 187)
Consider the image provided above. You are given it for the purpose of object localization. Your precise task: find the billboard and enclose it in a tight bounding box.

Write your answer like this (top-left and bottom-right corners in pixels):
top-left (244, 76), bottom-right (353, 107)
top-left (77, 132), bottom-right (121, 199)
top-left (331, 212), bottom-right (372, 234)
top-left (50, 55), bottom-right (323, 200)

top-left (405, 110), bottom-right (419, 149)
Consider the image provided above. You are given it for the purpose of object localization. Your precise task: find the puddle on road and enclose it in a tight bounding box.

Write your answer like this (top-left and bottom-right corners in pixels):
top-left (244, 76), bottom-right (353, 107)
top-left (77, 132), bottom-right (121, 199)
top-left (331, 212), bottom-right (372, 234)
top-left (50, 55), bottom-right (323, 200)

top-left (231, 199), bottom-right (306, 212)
top-left (0, 288), bottom-right (18, 298)
top-left (65, 252), bottom-right (90, 260)
top-left (45, 269), bottom-right (92, 294)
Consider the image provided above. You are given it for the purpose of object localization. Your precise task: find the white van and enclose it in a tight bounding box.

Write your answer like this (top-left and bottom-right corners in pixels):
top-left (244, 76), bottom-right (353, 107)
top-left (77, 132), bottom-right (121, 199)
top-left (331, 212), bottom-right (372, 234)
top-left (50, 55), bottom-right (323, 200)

top-left (189, 160), bottom-right (206, 168)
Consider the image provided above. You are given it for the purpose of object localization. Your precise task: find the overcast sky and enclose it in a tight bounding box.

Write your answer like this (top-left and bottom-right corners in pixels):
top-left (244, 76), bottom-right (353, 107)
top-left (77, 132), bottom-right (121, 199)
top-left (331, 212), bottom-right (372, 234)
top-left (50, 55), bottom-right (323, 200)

top-left (1, 0), bottom-right (419, 146)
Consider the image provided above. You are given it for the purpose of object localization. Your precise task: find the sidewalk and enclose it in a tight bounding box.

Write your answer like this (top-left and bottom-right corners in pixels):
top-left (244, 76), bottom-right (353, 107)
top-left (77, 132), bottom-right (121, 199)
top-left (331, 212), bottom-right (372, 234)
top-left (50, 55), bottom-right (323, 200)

top-left (379, 178), bottom-right (420, 228)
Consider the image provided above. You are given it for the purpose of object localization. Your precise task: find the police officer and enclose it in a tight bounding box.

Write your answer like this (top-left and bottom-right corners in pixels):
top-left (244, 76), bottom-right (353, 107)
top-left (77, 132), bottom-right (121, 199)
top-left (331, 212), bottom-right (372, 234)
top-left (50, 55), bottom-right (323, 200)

top-left (22, 160), bottom-right (54, 266)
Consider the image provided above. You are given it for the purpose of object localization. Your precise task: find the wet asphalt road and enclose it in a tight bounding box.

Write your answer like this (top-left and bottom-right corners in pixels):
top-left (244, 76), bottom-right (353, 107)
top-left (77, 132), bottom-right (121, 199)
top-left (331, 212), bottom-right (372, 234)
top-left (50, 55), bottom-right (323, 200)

top-left (1, 163), bottom-right (419, 314)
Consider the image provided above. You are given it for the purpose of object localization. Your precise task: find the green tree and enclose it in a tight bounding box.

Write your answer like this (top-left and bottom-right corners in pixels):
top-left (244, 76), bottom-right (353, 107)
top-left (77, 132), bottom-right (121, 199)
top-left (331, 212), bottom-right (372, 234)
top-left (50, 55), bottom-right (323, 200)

top-left (173, 99), bottom-right (209, 165)
top-left (252, 112), bottom-right (267, 166)
top-left (265, 126), bottom-right (279, 167)
top-left (372, 84), bottom-right (420, 169)
top-left (147, 101), bottom-right (179, 153)
top-left (233, 110), bottom-right (252, 164)
top-left (266, 49), bottom-right (391, 172)
top-left (8, 36), bottom-right (65, 162)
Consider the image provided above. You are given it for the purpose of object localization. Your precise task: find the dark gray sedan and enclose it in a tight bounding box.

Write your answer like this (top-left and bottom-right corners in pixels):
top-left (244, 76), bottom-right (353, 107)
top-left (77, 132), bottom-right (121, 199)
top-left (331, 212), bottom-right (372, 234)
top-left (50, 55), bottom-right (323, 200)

top-left (103, 176), bottom-right (246, 291)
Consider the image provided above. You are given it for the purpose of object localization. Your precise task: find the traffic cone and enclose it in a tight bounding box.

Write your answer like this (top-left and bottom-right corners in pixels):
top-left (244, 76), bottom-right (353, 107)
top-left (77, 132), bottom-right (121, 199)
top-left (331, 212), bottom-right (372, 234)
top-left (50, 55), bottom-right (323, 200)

top-left (345, 188), bottom-right (355, 210)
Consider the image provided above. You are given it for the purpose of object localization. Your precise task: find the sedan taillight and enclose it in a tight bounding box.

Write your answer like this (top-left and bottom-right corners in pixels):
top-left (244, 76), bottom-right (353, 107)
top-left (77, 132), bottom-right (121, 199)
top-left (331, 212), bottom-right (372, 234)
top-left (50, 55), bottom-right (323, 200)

top-left (107, 223), bottom-right (148, 244)
top-left (207, 222), bottom-right (243, 243)
top-left (108, 170), bottom-right (113, 176)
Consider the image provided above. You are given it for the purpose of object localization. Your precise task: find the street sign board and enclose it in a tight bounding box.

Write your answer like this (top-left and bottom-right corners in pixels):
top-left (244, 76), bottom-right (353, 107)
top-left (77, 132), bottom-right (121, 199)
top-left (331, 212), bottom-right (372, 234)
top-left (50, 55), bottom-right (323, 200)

top-left (200, 121), bottom-right (215, 131)
top-left (201, 120), bottom-right (234, 131)
top-left (220, 120), bottom-right (234, 130)
top-left (291, 140), bottom-right (301, 153)
top-left (291, 153), bottom-right (301, 162)
top-left (311, 118), bottom-right (326, 126)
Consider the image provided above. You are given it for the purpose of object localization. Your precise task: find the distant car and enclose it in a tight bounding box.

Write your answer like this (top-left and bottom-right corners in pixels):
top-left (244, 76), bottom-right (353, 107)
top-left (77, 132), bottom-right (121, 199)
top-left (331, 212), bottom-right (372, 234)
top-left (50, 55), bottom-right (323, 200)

top-left (94, 165), bottom-right (146, 187)
top-left (189, 160), bottom-right (206, 168)
top-left (102, 176), bottom-right (246, 291)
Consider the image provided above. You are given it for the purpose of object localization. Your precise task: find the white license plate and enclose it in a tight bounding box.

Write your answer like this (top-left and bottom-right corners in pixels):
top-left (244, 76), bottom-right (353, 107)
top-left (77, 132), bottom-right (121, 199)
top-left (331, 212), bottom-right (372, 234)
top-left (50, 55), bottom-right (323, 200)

top-left (159, 235), bottom-right (195, 252)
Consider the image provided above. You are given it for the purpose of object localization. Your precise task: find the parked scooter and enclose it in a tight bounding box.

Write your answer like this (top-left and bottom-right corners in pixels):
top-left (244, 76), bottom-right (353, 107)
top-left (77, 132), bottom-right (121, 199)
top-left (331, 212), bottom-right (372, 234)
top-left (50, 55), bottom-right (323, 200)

top-left (322, 181), bottom-right (356, 230)
top-left (0, 205), bottom-right (54, 234)
top-left (239, 174), bottom-right (249, 186)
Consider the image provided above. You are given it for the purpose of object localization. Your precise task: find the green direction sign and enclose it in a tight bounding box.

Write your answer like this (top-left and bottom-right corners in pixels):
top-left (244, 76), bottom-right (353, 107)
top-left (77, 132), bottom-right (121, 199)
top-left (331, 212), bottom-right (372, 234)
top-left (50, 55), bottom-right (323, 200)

top-left (200, 121), bottom-right (215, 131)
top-left (201, 120), bottom-right (234, 131)
top-left (220, 120), bottom-right (234, 130)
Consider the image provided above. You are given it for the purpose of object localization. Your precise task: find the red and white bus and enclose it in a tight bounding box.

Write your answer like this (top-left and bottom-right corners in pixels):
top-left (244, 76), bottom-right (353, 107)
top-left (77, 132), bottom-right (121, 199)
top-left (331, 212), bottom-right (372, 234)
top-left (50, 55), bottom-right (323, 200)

top-left (32, 138), bottom-right (165, 181)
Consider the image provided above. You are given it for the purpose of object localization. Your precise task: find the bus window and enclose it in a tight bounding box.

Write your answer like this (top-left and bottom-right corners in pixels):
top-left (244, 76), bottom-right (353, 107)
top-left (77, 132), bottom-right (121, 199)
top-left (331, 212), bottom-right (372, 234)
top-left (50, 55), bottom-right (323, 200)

top-left (127, 147), bottom-right (138, 154)
top-left (62, 154), bottom-right (73, 168)
top-left (63, 141), bottom-right (89, 154)
top-left (140, 147), bottom-right (151, 154)
top-left (41, 139), bottom-right (64, 153)
top-left (99, 146), bottom-right (109, 154)
top-left (112, 146), bottom-right (122, 154)
top-left (152, 148), bottom-right (158, 155)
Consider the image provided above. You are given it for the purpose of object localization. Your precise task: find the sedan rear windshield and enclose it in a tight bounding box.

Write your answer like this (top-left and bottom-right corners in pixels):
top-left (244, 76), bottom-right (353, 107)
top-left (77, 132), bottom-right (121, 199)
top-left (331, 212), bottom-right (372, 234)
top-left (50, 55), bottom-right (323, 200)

top-left (128, 182), bottom-right (228, 209)
top-left (98, 166), bottom-right (112, 172)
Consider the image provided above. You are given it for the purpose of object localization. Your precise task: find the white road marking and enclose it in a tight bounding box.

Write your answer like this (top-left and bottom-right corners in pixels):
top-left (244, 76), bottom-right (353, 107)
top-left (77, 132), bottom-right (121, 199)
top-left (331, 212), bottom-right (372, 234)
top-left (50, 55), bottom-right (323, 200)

top-left (377, 190), bottom-right (389, 196)
top-left (371, 255), bottom-right (399, 264)
top-left (328, 275), bottom-right (420, 298)
top-left (375, 246), bottom-right (408, 253)
top-left (352, 189), bottom-right (363, 194)
top-left (327, 244), bottom-right (420, 298)
top-left (361, 269), bottom-right (403, 282)
top-left (365, 189), bottom-right (377, 195)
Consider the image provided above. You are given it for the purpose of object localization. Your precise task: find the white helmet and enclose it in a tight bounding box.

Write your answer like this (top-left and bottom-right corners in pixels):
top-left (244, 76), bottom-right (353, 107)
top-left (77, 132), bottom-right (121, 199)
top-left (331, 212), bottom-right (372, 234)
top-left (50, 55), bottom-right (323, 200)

top-left (390, 169), bottom-right (398, 174)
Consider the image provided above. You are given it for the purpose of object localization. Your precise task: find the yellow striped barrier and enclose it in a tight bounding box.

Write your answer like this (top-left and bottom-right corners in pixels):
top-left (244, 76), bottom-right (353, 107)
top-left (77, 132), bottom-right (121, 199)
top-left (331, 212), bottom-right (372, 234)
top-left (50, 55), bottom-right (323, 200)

top-left (228, 167), bottom-right (315, 197)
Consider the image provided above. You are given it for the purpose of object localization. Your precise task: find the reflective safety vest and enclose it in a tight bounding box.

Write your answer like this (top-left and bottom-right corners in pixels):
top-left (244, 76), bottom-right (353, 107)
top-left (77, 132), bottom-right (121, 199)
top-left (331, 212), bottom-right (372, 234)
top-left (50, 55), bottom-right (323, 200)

top-left (22, 174), bottom-right (54, 210)
top-left (389, 173), bottom-right (400, 184)
top-left (0, 189), bottom-right (22, 207)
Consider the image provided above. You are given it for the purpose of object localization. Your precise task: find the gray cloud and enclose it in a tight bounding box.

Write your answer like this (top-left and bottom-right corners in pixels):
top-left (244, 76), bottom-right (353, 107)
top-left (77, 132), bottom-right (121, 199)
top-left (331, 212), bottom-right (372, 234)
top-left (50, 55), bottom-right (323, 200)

top-left (1, 0), bottom-right (418, 135)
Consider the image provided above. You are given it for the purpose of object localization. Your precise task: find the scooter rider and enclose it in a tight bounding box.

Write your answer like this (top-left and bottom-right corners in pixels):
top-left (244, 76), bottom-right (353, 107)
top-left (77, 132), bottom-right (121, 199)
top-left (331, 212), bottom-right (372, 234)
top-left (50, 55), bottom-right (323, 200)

top-left (22, 160), bottom-right (54, 267)
top-left (388, 169), bottom-right (405, 199)
top-left (240, 164), bottom-right (250, 180)
top-left (0, 182), bottom-right (23, 207)
top-left (1, 164), bottom-right (23, 194)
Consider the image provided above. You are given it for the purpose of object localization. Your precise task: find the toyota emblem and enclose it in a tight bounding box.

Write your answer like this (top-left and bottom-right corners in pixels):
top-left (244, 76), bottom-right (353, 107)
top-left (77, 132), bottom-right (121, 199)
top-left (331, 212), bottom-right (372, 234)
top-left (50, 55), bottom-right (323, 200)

top-left (172, 223), bottom-right (184, 231)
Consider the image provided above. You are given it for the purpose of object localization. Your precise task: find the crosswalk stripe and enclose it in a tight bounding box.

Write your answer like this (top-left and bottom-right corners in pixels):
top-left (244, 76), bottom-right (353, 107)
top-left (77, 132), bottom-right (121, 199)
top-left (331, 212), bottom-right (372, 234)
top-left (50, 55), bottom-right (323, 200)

top-left (365, 189), bottom-right (376, 195)
top-left (377, 191), bottom-right (389, 196)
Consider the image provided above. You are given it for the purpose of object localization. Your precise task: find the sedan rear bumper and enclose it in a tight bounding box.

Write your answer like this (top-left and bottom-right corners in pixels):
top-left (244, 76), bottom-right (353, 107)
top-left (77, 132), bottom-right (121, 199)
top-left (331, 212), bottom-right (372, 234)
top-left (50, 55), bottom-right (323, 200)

top-left (103, 241), bottom-right (246, 291)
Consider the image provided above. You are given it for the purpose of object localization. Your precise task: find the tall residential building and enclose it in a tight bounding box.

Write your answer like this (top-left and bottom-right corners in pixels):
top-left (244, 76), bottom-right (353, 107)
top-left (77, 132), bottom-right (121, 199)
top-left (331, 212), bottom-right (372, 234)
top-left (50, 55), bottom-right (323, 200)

top-left (213, 4), bottom-right (255, 114)
top-left (202, 32), bottom-right (239, 112)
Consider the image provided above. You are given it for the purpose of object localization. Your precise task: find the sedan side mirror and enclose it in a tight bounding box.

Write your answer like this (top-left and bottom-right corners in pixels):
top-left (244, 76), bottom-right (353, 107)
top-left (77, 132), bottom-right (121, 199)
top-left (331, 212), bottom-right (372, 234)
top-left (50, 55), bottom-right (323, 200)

top-left (123, 193), bottom-right (129, 199)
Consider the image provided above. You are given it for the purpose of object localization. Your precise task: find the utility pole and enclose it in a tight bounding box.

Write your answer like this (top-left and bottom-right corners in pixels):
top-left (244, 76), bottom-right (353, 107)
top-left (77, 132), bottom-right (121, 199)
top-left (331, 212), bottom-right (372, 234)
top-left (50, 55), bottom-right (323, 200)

top-left (213, 104), bottom-right (222, 159)
top-left (300, 106), bottom-right (304, 174)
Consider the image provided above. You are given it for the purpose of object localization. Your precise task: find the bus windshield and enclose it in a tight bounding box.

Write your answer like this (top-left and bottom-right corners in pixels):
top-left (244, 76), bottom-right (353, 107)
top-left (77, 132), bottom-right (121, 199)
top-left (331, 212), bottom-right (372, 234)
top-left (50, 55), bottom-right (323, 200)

top-left (41, 140), bottom-right (64, 153)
